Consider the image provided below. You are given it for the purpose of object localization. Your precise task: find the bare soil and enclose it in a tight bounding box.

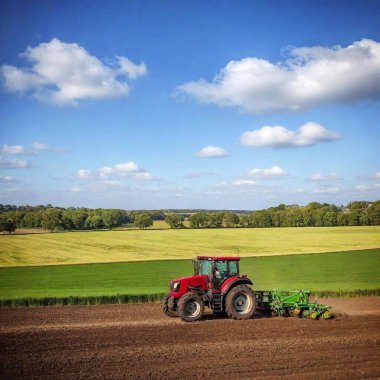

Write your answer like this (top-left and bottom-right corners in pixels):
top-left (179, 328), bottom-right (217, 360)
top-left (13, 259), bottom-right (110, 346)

top-left (1, 297), bottom-right (379, 379)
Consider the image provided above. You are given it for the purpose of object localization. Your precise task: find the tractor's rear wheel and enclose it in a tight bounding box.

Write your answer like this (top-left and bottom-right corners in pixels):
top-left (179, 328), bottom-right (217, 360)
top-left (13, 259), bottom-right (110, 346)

top-left (225, 285), bottom-right (255, 320)
top-left (162, 294), bottom-right (177, 317)
top-left (177, 292), bottom-right (204, 322)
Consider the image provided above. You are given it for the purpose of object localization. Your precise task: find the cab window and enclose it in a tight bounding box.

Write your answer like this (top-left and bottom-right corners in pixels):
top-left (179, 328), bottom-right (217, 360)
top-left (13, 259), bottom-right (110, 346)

top-left (216, 261), bottom-right (229, 278)
top-left (228, 261), bottom-right (239, 276)
top-left (198, 260), bottom-right (212, 275)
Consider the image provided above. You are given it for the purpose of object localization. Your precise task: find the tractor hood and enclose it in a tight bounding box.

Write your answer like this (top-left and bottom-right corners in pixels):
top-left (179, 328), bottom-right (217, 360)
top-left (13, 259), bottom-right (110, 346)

top-left (171, 274), bottom-right (205, 283)
top-left (170, 275), bottom-right (207, 296)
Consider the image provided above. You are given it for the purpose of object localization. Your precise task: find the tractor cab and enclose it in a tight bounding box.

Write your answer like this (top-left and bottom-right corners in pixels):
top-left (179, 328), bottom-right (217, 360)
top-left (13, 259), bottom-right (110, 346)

top-left (195, 256), bottom-right (240, 289)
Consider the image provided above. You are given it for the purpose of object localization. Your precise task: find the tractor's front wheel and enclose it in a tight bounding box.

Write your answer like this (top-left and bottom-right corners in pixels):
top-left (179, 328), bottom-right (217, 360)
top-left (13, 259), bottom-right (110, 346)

top-left (177, 292), bottom-right (204, 322)
top-left (225, 285), bottom-right (255, 320)
top-left (162, 294), bottom-right (177, 317)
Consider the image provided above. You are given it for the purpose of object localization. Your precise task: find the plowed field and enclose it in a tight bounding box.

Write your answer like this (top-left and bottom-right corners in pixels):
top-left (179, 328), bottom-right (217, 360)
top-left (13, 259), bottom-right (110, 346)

top-left (1, 298), bottom-right (380, 379)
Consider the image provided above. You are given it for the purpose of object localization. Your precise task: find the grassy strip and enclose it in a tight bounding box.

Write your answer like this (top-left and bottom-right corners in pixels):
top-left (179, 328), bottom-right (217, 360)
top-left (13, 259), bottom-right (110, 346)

top-left (1, 289), bottom-right (379, 308)
top-left (0, 293), bottom-right (166, 307)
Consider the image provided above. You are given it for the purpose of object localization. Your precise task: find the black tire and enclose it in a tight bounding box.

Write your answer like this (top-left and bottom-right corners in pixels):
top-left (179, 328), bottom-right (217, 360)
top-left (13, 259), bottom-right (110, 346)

top-left (225, 285), bottom-right (255, 320)
top-left (162, 294), bottom-right (177, 317)
top-left (177, 292), bottom-right (204, 322)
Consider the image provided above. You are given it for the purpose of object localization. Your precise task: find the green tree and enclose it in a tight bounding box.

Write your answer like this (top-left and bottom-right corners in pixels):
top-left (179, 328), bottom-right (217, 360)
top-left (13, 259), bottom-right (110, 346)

top-left (23, 211), bottom-right (37, 228)
top-left (223, 212), bottom-right (239, 228)
top-left (33, 210), bottom-right (44, 228)
top-left (0, 216), bottom-right (16, 234)
top-left (85, 214), bottom-right (104, 229)
top-left (251, 210), bottom-right (272, 227)
top-left (165, 214), bottom-right (184, 229)
top-left (207, 213), bottom-right (224, 228)
top-left (314, 208), bottom-right (327, 227)
top-left (337, 213), bottom-right (348, 226)
top-left (102, 209), bottom-right (124, 229)
top-left (72, 209), bottom-right (88, 229)
top-left (302, 210), bottom-right (315, 226)
top-left (189, 213), bottom-right (208, 228)
top-left (134, 213), bottom-right (153, 229)
top-left (347, 210), bottom-right (361, 226)
top-left (367, 202), bottom-right (380, 225)
top-left (359, 209), bottom-right (370, 225)
top-left (287, 208), bottom-right (304, 227)
top-left (323, 211), bottom-right (338, 226)
top-left (271, 211), bottom-right (284, 227)
top-left (239, 214), bottom-right (250, 227)
top-left (42, 208), bottom-right (62, 231)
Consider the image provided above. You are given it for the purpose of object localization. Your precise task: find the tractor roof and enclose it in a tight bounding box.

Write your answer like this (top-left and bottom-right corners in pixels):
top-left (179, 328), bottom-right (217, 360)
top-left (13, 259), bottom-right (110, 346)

top-left (197, 256), bottom-right (240, 261)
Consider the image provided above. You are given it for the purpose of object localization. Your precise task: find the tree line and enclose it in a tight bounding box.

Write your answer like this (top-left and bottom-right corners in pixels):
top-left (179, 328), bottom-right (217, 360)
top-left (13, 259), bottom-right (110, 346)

top-left (0, 200), bottom-right (379, 233)
top-left (165, 201), bottom-right (380, 229)
top-left (0, 205), bottom-right (158, 233)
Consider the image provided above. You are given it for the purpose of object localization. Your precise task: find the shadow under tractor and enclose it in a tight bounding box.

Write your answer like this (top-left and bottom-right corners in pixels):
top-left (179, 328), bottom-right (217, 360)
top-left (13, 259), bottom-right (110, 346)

top-left (163, 256), bottom-right (332, 322)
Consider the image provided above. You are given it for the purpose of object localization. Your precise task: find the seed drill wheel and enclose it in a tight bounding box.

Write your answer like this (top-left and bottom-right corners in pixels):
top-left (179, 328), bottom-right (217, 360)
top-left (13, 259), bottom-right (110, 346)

top-left (225, 285), bottom-right (255, 320)
top-left (310, 311), bottom-right (318, 320)
top-left (289, 307), bottom-right (302, 318)
top-left (322, 310), bottom-right (332, 319)
top-left (162, 294), bottom-right (177, 318)
top-left (177, 292), bottom-right (204, 322)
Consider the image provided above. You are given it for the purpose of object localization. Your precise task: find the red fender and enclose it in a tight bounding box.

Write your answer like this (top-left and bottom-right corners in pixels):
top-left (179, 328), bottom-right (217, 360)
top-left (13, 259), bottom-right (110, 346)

top-left (221, 276), bottom-right (253, 295)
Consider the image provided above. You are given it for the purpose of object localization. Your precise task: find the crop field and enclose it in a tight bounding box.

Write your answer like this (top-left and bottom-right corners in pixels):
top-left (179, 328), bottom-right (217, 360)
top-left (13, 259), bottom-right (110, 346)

top-left (1, 226), bottom-right (379, 267)
top-left (0, 249), bottom-right (379, 304)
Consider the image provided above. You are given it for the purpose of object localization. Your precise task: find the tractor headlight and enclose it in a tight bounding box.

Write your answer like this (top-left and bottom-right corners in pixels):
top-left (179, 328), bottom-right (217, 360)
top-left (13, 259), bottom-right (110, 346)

top-left (173, 281), bottom-right (181, 291)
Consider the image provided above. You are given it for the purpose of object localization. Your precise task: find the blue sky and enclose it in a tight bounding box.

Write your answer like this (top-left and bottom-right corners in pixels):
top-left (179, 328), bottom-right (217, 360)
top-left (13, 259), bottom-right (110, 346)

top-left (0, 0), bottom-right (379, 210)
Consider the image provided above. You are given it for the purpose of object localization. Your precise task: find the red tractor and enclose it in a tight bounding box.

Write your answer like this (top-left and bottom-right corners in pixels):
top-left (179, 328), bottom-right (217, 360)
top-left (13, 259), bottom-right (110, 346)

top-left (162, 256), bottom-right (255, 322)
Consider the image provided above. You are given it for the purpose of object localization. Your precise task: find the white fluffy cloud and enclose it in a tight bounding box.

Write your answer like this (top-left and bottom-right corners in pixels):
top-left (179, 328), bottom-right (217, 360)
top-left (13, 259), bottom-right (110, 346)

top-left (77, 169), bottom-right (92, 179)
top-left (248, 166), bottom-right (288, 178)
top-left (0, 156), bottom-right (30, 169)
top-left (77, 161), bottom-right (154, 181)
top-left (241, 122), bottom-right (339, 148)
top-left (98, 162), bottom-right (140, 177)
top-left (197, 145), bottom-right (228, 157)
top-left (233, 179), bottom-right (257, 186)
top-left (0, 145), bottom-right (25, 154)
top-left (177, 39), bottom-right (380, 113)
top-left (76, 161), bottom-right (154, 182)
top-left (32, 142), bottom-right (65, 153)
top-left (118, 57), bottom-right (147, 79)
top-left (308, 173), bottom-right (342, 181)
top-left (1, 38), bottom-right (147, 106)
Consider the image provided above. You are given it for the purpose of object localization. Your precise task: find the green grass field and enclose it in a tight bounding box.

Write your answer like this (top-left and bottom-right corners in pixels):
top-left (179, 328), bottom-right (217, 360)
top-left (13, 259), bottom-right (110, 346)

top-left (1, 226), bottom-right (379, 267)
top-left (0, 249), bottom-right (379, 303)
